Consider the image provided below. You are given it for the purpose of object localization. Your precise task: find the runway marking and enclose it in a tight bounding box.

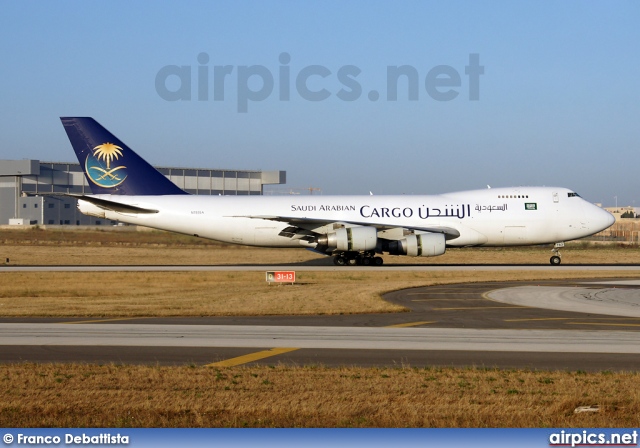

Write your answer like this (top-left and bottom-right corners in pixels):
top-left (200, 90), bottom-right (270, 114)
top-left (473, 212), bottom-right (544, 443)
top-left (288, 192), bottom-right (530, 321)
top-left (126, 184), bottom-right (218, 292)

top-left (386, 321), bottom-right (436, 328)
top-left (61, 317), bottom-right (146, 324)
top-left (412, 298), bottom-right (481, 302)
top-left (482, 289), bottom-right (510, 302)
top-left (207, 348), bottom-right (299, 367)
top-left (433, 306), bottom-right (530, 311)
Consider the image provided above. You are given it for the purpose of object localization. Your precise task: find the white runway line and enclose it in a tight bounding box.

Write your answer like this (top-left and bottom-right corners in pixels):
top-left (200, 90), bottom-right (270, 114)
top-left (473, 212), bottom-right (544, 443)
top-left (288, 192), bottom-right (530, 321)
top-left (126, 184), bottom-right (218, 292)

top-left (2, 323), bottom-right (640, 354)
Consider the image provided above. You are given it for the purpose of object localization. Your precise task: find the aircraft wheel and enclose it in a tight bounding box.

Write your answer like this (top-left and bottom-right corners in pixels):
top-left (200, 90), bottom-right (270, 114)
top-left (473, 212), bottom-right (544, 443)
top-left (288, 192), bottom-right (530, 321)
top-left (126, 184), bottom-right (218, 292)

top-left (550, 256), bottom-right (561, 266)
top-left (334, 256), bottom-right (346, 266)
top-left (347, 258), bottom-right (358, 266)
top-left (373, 256), bottom-right (384, 266)
top-left (361, 257), bottom-right (371, 266)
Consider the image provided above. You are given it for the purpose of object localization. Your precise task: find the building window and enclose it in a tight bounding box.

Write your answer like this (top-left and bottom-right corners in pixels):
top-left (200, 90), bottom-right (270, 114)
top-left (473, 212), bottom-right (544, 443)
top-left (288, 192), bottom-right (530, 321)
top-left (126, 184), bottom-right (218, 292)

top-left (64, 220), bottom-right (70, 224)
top-left (48, 203), bottom-right (55, 208)
top-left (95, 220), bottom-right (101, 225)
top-left (64, 204), bottom-right (71, 209)
top-left (22, 204), bottom-right (26, 208)
top-left (34, 204), bottom-right (38, 208)
top-left (48, 220), bottom-right (54, 224)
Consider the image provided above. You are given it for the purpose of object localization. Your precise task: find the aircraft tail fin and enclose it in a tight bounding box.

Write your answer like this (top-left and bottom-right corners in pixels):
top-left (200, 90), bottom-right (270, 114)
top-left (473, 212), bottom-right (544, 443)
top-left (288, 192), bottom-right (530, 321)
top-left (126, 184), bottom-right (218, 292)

top-left (60, 117), bottom-right (188, 195)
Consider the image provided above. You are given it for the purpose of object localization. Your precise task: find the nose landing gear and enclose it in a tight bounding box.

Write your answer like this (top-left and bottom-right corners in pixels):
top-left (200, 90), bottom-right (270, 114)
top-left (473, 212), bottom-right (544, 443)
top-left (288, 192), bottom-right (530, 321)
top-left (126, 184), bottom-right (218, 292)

top-left (550, 242), bottom-right (564, 265)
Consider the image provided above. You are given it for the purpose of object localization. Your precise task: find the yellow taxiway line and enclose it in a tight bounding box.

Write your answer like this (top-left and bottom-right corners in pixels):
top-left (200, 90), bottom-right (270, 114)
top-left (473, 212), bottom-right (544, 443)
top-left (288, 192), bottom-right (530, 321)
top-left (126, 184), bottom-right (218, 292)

top-left (207, 347), bottom-right (299, 367)
top-left (386, 321), bottom-right (436, 328)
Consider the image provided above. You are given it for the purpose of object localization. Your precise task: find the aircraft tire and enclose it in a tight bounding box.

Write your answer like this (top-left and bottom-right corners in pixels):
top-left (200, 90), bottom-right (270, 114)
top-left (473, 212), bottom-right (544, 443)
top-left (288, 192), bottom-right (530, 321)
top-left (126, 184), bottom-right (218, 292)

top-left (550, 256), bottom-right (561, 265)
top-left (334, 256), bottom-right (346, 266)
top-left (373, 256), bottom-right (384, 266)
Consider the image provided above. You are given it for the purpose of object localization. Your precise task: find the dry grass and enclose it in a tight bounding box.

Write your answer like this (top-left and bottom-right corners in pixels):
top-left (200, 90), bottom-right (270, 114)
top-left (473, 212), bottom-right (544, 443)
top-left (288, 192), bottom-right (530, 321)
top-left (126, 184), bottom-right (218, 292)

top-left (6, 244), bottom-right (640, 266)
top-left (1, 363), bottom-right (639, 427)
top-left (1, 270), bottom-right (639, 317)
top-left (0, 271), bottom-right (402, 316)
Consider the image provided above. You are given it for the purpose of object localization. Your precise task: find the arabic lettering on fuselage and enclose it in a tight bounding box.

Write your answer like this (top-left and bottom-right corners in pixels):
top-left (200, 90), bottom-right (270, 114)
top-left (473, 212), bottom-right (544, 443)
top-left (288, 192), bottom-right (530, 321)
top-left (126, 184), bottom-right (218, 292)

top-left (474, 204), bottom-right (508, 213)
top-left (360, 204), bottom-right (472, 220)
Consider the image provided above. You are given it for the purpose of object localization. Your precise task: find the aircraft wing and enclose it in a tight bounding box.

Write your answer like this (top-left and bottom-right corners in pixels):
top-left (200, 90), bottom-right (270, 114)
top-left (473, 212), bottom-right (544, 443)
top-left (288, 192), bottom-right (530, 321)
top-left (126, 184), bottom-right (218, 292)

top-left (235, 215), bottom-right (461, 241)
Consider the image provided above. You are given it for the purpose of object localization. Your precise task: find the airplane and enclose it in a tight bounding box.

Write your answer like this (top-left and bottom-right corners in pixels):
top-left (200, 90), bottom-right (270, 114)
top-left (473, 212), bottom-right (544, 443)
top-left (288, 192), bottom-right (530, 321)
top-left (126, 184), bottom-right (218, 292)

top-left (59, 117), bottom-right (615, 266)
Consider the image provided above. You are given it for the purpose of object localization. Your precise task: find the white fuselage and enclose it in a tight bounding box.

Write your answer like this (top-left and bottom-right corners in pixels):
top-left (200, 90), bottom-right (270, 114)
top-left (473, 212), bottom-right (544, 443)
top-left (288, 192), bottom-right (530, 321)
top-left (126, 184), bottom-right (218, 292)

top-left (78, 186), bottom-right (614, 251)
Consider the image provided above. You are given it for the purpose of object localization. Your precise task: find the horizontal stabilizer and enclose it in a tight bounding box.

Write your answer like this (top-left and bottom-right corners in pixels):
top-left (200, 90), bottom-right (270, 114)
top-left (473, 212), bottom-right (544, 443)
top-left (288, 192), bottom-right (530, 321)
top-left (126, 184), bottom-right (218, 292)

top-left (70, 195), bottom-right (159, 214)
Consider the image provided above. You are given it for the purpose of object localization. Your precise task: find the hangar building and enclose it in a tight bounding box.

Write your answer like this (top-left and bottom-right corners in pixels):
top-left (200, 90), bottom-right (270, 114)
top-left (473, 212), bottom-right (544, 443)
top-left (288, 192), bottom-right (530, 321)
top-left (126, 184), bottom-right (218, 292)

top-left (0, 160), bottom-right (286, 226)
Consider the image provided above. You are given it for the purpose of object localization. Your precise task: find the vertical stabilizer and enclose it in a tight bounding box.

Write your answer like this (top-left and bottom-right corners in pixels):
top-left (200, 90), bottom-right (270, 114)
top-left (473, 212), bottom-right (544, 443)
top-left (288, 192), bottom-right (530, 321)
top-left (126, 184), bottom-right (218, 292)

top-left (61, 117), bottom-right (187, 195)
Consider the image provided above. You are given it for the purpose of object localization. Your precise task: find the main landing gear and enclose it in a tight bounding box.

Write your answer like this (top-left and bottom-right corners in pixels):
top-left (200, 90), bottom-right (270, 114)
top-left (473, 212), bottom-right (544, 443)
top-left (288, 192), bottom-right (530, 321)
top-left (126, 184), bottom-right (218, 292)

top-left (550, 242), bottom-right (564, 265)
top-left (333, 251), bottom-right (384, 266)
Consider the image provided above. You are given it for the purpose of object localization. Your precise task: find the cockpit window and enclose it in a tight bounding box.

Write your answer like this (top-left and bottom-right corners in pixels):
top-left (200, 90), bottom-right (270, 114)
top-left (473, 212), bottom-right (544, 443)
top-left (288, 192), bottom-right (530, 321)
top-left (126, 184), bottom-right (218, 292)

top-left (568, 192), bottom-right (581, 198)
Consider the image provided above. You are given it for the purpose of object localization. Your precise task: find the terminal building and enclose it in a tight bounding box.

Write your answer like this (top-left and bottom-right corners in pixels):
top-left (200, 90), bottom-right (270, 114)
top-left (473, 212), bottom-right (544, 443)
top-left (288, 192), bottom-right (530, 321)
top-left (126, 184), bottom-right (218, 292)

top-left (0, 160), bottom-right (286, 226)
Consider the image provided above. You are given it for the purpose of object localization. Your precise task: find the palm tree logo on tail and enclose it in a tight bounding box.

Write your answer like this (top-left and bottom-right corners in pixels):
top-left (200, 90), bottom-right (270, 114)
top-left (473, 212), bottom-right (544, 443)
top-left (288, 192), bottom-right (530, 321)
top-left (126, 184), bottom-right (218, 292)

top-left (85, 142), bottom-right (128, 188)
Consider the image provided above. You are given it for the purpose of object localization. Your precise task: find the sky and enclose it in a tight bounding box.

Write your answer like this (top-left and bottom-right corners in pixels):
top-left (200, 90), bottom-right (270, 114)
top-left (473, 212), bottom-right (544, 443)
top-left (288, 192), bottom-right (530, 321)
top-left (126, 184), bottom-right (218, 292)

top-left (1, 1), bottom-right (639, 206)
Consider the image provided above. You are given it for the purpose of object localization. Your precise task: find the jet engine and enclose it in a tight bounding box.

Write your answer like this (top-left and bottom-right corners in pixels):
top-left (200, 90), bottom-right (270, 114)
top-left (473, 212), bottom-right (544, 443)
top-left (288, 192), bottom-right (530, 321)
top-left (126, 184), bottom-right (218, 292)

top-left (316, 226), bottom-right (378, 251)
top-left (380, 233), bottom-right (446, 257)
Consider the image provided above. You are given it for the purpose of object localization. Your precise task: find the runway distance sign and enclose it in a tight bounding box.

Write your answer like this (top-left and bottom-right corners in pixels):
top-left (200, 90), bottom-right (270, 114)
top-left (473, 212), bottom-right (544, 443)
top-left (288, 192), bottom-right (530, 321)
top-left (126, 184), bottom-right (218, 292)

top-left (266, 271), bottom-right (296, 284)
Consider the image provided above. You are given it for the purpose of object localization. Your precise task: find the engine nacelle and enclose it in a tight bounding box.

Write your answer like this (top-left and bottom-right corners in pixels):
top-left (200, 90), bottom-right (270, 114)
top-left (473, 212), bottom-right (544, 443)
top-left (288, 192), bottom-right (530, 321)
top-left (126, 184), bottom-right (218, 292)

top-left (401, 233), bottom-right (446, 257)
top-left (380, 233), bottom-right (446, 257)
top-left (317, 226), bottom-right (378, 251)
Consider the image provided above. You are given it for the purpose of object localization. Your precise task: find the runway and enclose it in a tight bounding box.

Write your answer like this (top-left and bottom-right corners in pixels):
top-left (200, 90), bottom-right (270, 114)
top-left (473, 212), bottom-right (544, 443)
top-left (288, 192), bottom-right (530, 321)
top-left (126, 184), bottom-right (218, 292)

top-left (2, 267), bottom-right (640, 370)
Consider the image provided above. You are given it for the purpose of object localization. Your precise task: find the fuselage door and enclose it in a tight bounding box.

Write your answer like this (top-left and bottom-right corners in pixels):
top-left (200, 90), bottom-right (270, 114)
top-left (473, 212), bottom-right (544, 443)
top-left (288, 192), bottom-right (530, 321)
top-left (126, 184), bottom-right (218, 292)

top-left (553, 192), bottom-right (559, 203)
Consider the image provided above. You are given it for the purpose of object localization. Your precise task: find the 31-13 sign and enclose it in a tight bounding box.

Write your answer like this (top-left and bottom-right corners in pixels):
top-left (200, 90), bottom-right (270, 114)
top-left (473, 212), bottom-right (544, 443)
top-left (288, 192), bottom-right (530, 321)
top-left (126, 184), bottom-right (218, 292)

top-left (266, 271), bottom-right (296, 283)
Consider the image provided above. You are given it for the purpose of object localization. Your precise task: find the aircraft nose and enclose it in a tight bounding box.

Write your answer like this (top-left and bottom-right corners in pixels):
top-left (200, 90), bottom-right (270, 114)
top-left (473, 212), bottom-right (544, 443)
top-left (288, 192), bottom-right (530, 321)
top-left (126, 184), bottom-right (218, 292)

top-left (591, 205), bottom-right (615, 232)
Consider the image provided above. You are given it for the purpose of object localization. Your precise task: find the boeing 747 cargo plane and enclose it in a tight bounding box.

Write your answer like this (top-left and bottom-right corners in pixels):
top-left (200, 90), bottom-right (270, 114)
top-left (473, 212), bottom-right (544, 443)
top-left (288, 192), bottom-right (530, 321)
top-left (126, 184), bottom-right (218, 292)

top-left (60, 117), bottom-right (614, 266)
